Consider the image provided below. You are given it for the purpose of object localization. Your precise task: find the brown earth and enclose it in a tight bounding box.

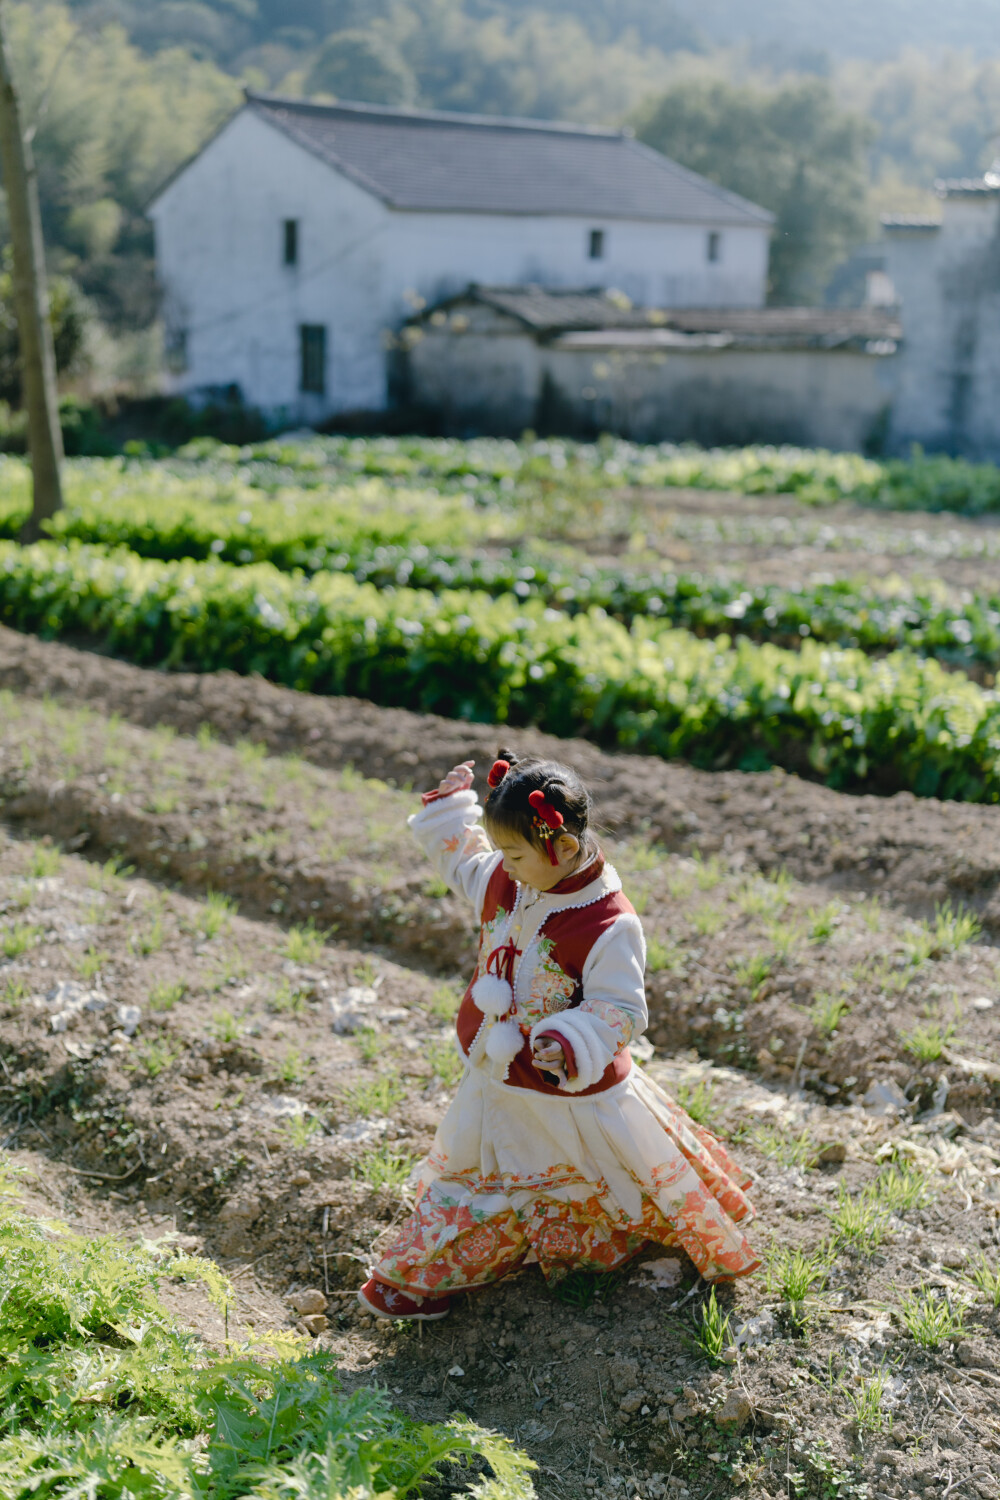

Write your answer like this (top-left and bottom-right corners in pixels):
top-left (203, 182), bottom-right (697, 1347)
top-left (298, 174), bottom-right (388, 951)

top-left (2, 819), bottom-right (1000, 1500)
top-left (4, 626), bottom-right (1000, 939)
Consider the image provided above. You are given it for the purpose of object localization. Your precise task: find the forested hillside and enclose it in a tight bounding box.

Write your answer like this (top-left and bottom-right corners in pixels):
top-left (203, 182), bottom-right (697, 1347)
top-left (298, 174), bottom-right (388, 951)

top-left (6, 0), bottom-right (1000, 386)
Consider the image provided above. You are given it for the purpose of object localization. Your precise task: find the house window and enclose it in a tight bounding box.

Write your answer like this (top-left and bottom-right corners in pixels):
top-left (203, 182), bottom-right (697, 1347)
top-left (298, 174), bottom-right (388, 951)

top-left (707, 230), bottom-right (721, 263)
top-left (284, 219), bottom-right (299, 266)
top-left (588, 228), bottom-right (605, 260)
top-left (165, 327), bottom-right (188, 374)
top-left (300, 324), bottom-right (326, 395)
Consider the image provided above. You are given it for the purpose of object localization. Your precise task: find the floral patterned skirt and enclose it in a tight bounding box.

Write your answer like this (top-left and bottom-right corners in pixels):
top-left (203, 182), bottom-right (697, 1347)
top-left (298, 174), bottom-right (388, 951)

top-left (373, 1062), bottom-right (760, 1296)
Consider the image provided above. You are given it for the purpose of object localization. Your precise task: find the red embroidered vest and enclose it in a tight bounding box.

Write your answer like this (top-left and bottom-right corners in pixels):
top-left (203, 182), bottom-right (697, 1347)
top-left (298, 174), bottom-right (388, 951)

top-left (455, 853), bottom-right (636, 1097)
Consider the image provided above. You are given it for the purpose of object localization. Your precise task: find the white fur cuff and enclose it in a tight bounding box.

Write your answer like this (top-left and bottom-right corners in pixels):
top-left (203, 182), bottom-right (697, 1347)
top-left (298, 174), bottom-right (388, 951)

top-left (529, 1010), bottom-right (615, 1093)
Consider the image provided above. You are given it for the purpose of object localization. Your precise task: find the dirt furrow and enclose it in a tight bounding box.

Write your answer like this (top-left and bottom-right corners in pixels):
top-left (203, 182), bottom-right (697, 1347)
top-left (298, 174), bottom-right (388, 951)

top-left (2, 624), bottom-right (1000, 930)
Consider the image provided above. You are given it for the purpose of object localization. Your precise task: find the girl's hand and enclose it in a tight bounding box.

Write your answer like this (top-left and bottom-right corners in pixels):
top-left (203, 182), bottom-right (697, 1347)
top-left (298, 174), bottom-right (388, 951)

top-left (531, 1037), bottom-right (568, 1087)
top-left (437, 760), bottom-right (475, 796)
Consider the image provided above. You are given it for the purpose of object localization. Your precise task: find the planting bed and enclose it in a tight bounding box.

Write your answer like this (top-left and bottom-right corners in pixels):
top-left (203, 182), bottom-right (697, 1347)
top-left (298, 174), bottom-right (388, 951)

top-left (2, 658), bottom-right (1000, 1499)
top-left (3, 438), bottom-right (1000, 1500)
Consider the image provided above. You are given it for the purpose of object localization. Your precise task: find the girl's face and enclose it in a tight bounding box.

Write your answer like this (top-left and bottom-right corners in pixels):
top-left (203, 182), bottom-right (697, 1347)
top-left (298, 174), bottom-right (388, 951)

top-left (492, 831), bottom-right (581, 891)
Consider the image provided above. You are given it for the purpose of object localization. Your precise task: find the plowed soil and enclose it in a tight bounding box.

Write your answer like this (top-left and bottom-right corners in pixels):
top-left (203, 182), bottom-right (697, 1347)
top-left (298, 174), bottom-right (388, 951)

top-left (2, 631), bottom-right (1000, 1500)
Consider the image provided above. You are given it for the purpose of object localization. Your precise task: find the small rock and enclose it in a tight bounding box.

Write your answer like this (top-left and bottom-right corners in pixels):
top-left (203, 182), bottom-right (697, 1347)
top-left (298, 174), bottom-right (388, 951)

top-left (289, 1288), bottom-right (328, 1315)
top-left (633, 1256), bottom-right (683, 1290)
top-left (300, 1313), bottom-right (328, 1336)
top-left (219, 1195), bottom-right (261, 1223)
top-left (714, 1391), bottom-right (752, 1434)
top-left (289, 1170), bottom-right (312, 1187)
top-left (863, 1079), bottom-right (911, 1116)
top-left (957, 1339), bottom-right (991, 1368)
top-left (940, 1246), bottom-right (967, 1269)
top-left (609, 1357), bottom-right (641, 1395)
top-left (619, 1390), bottom-right (645, 1414)
top-left (448, 1365), bottom-right (464, 1378)
top-left (811, 1140), bottom-right (846, 1165)
top-left (971, 997), bottom-right (994, 1011)
top-left (115, 1003), bottom-right (142, 1037)
top-left (328, 986), bottom-right (379, 1035)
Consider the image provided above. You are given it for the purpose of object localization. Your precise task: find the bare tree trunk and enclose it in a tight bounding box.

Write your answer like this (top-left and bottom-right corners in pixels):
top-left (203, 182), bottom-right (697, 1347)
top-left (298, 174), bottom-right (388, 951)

top-left (0, 0), bottom-right (63, 543)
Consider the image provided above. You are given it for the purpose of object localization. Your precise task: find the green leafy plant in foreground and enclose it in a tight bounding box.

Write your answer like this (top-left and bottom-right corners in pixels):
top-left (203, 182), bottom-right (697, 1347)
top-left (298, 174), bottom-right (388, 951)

top-left (0, 1157), bottom-right (535, 1499)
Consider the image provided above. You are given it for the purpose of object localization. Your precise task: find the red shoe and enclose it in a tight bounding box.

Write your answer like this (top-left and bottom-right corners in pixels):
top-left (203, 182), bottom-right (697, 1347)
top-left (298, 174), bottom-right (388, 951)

top-left (358, 1276), bottom-right (452, 1322)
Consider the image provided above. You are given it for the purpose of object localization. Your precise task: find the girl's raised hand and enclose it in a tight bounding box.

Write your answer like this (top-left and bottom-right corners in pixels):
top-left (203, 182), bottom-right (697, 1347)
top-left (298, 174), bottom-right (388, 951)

top-left (437, 760), bottom-right (475, 796)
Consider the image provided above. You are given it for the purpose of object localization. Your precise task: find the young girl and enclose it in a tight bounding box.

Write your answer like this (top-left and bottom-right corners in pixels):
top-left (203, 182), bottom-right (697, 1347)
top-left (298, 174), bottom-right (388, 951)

top-left (358, 749), bottom-right (759, 1321)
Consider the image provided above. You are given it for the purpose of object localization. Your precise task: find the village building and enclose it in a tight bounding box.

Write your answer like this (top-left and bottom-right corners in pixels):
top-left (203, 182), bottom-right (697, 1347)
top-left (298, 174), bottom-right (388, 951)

top-left (401, 286), bottom-right (901, 450)
top-left (148, 91), bottom-right (773, 421)
top-left (882, 168), bottom-right (1000, 460)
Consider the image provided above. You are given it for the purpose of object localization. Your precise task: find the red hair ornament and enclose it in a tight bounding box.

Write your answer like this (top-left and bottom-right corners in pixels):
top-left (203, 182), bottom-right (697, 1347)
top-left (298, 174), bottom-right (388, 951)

top-left (528, 789), bottom-right (565, 865)
top-left (487, 759), bottom-right (510, 789)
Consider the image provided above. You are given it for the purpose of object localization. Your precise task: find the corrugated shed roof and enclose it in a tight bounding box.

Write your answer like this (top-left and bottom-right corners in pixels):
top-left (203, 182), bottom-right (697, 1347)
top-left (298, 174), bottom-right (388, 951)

top-left (245, 93), bottom-right (773, 227)
top-left (449, 286), bottom-right (900, 343)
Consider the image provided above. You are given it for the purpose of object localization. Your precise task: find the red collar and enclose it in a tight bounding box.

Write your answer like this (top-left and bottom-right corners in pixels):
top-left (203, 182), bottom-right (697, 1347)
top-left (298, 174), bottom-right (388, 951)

top-left (545, 850), bottom-right (605, 896)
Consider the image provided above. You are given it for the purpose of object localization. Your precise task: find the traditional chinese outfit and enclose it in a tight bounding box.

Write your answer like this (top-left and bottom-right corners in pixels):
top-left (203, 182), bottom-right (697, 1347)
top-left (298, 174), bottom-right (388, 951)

top-left (373, 787), bottom-right (760, 1295)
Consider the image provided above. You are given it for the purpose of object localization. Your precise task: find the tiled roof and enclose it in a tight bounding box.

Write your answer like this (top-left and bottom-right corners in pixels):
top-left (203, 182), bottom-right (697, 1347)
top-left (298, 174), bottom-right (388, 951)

top-left (881, 214), bottom-right (942, 230)
top-left (448, 286), bottom-right (901, 345)
top-left (934, 176), bottom-right (1000, 197)
top-left (245, 93), bottom-right (773, 227)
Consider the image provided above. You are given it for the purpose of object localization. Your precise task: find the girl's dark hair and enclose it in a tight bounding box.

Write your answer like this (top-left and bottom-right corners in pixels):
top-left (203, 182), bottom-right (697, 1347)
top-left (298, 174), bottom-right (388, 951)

top-left (483, 746), bottom-right (595, 857)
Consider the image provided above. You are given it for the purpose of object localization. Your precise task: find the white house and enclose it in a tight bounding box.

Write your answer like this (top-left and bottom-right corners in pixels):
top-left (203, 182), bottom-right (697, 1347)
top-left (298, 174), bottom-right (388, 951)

top-left (882, 170), bottom-right (1000, 459)
top-left (148, 92), bottom-right (773, 420)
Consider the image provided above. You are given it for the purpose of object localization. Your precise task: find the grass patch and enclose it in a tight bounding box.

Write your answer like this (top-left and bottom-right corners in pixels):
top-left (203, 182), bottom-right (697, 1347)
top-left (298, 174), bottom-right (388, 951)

top-left (809, 991), bottom-right (849, 1035)
top-left (208, 1009), bottom-right (242, 1042)
top-left (268, 979), bottom-right (308, 1015)
top-left (899, 1015), bottom-right (957, 1062)
top-left (733, 952), bottom-right (773, 998)
top-left (688, 1286), bottom-right (732, 1364)
top-left (646, 937), bottom-right (684, 974)
top-left (275, 1047), bottom-right (309, 1085)
top-left (150, 980), bottom-right (186, 1011)
top-left (839, 1365), bottom-right (895, 1437)
top-left (932, 899), bottom-right (981, 954)
top-left (896, 1287), bottom-right (968, 1348)
top-left (75, 944), bottom-right (108, 980)
top-left (765, 1242), bottom-right (835, 1324)
top-left (675, 1077), bottom-right (719, 1127)
top-left (1, 923), bottom-right (40, 959)
top-left (283, 921), bottom-right (327, 964)
top-left (963, 1253), bottom-right (1000, 1310)
top-left (130, 1038), bottom-right (183, 1078)
top-left (344, 1071), bottom-right (406, 1118)
top-left (352, 1142), bottom-right (415, 1194)
top-left (427, 1038), bottom-right (465, 1088)
top-left (827, 1185), bottom-right (889, 1251)
top-left (744, 1123), bottom-right (817, 1170)
top-left (199, 890), bottom-right (237, 939)
top-left (807, 901), bottom-right (841, 943)
top-left (690, 904), bottom-right (726, 937)
top-left (28, 844), bottom-right (61, 879)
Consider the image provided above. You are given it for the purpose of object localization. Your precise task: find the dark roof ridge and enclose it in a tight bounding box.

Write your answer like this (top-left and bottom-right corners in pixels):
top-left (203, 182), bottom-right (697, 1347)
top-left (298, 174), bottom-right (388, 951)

top-left (245, 90), bottom-right (625, 140)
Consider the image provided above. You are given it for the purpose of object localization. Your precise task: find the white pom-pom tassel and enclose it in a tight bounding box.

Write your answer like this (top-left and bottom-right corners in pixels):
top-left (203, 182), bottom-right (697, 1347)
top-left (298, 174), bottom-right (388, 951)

top-left (486, 1019), bottom-right (524, 1073)
top-left (472, 972), bottom-right (513, 1018)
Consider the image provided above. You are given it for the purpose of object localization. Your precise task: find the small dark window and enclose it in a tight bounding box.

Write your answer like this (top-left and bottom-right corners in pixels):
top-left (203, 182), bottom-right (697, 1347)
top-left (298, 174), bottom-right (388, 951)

top-left (165, 327), bottom-right (188, 374)
top-left (284, 219), bottom-right (299, 266)
top-left (588, 228), bottom-right (605, 260)
top-left (707, 230), bottom-right (721, 263)
top-left (300, 324), bottom-right (326, 395)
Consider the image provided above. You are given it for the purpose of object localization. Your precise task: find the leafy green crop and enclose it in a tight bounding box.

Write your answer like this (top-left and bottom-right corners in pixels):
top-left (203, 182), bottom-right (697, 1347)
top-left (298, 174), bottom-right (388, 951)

top-left (1, 454), bottom-right (997, 673)
top-left (3, 539), bottom-right (1000, 801)
top-left (0, 1159), bottom-right (535, 1499)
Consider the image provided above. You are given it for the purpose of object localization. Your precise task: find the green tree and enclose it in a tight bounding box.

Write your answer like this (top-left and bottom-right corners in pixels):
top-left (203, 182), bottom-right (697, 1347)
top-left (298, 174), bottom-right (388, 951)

top-left (636, 77), bottom-right (874, 304)
top-left (307, 27), bottom-right (416, 103)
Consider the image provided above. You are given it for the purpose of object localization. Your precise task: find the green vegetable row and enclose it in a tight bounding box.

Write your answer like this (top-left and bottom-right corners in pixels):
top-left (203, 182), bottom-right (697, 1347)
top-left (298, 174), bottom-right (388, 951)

top-left (2, 540), bottom-right (999, 801)
top-left (1, 477), bottom-right (996, 673)
top-left (171, 433), bottom-right (1000, 516)
top-left (0, 1164), bottom-right (532, 1499)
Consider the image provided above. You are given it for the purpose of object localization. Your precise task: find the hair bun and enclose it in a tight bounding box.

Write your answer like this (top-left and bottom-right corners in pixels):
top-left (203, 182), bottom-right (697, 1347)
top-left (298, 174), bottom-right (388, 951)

top-left (496, 745), bottom-right (519, 765)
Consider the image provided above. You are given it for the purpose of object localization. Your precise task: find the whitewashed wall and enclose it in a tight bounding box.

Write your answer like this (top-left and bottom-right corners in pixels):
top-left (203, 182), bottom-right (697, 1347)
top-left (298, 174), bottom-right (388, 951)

top-left (407, 319), bottom-right (898, 451)
top-left (150, 107), bottom-right (771, 418)
top-left (886, 196), bottom-right (1000, 458)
